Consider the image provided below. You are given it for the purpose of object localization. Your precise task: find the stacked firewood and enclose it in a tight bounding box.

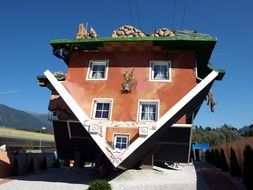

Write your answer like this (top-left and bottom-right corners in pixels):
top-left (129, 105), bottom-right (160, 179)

top-left (112, 25), bottom-right (147, 37)
top-left (76, 23), bottom-right (98, 39)
top-left (151, 28), bottom-right (175, 37)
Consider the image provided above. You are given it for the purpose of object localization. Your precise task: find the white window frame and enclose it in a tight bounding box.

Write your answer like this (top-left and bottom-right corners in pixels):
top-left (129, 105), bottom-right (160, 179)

top-left (113, 135), bottom-right (129, 150)
top-left (149, 60), bottom-right (171, 82)
top-left (86, 60), bottom-right (109, 80)
top-left (91, 98), bottom-right (113, 120)
top-left (138, 100), bottom-right (159, 121)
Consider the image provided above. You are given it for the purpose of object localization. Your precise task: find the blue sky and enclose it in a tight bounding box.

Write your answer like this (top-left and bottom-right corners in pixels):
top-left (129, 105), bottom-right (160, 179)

top-left (0, 0), bottom-right (252, 128)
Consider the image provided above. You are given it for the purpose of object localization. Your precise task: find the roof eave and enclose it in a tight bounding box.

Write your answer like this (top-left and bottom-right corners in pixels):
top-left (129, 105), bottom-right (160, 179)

top-left (49, 36), bottom-right (219, 79)
top-left (207, 64), bottom-right (225, 80)
top-left (50, 36), bottom-right (217, 49)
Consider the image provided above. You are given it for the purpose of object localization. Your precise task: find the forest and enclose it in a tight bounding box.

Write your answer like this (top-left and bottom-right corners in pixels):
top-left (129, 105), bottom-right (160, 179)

top-left (191, 124), bottom-right (250, 146)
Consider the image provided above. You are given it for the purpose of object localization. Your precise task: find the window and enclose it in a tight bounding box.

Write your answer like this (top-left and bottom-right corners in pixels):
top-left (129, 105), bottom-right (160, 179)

top-left (150, 61), bottom-right (171, 81)
top-left (114, 135), bottom-right (129, 150)
top-left (93, 99), bottom-right (112, 120)
top-left (87, 60), bottom-right (108, 80)
top-left (139, 101), bottom-right (158, 121)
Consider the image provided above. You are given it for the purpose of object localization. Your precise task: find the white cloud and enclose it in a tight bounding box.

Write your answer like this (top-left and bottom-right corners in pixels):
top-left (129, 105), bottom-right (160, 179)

top-left (0, 90), bottom-right (20, 95)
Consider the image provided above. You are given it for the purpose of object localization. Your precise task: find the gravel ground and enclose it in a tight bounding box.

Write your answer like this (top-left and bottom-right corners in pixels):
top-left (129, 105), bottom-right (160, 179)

top-left (0, 164), bottom-right (196, 190)
top-left (111, 164), bottom-right (196, 190)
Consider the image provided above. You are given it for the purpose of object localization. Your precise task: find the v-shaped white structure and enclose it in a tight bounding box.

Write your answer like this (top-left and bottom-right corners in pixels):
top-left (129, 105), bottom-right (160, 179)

top-left (44, 69), bottom-right (220, 169)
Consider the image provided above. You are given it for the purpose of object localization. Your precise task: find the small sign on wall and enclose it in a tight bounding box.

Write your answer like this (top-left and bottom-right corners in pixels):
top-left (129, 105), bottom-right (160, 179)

top-left (89, 124), bottom-right (99, 134)
top-left (139, 126), bottom-right (148, 136)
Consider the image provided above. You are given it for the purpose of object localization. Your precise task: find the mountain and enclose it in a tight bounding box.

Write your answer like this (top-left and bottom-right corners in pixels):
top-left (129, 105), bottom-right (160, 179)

top-left (0, 104), bottom-right (52, 132)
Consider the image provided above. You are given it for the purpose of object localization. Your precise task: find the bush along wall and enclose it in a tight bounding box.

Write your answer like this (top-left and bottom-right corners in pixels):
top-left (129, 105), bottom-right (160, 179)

top-left (214, 149), bottom-right (221, 168)
top-left (211, 149), bottom-right (216, 165)
top-left (243, 145), bottom-right (253, 189)
top-left (28, 158), bottom-right (35, 173)
top-left (206, 149), bottom-right (216, 166)
top-left (63, 159), bottom-right (70, 167)
top-left (52, 158), bottom-right (60, 168)
top-left (205, 150), bottom-right (212, 164)
top-left (41, 157), bottom-right (47, 171)
top-left (229, 148), bottom-right (241, 176)
top-left (220, 148), bottom-right (229, 172)
top-left (11, 158), bottom-right (19, 176)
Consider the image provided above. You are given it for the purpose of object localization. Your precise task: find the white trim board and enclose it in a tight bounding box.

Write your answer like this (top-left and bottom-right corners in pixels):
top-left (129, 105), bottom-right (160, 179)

top-left (171, 124), bottom-right (193, 128)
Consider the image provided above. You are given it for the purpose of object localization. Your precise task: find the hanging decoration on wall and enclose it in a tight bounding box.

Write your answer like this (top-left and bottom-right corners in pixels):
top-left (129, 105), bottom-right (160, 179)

top-left (207, 90), bottom-right (216, 112)
top-left (121, 69), bottom-right (134, 93)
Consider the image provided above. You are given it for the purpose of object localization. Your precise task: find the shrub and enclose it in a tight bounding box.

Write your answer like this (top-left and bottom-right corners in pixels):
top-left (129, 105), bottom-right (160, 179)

top-left (243, 145), bottom-right (253, 189)
top-left (205, 150), bottom-right (211, 163)
top-left (41, 157), bottom-right (47, 170)
top-left (63, 159), bottom-right (70, 167)
top-left (11, 158), bottom-right (19, 176)
top-left (28, 158), bottom-right (35, 173)
top-left (214, 149), bottom-right (221, 168)
top-left (52, 158), bottom-right (60, 168)
top-left (210, 149), bottom-right (215, 165)
top-left (88, 180), bottom-right (111, 190)
top-left (229, 148), bottom-right (241, 176)
top-left (220, 149), bottom-right (229, 172)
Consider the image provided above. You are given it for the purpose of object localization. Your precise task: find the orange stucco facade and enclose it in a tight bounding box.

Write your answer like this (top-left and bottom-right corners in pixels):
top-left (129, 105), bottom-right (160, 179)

top-left (60, 50), bottom-right (196, 122)
top-left (106, 127), bottom-right (139, 147)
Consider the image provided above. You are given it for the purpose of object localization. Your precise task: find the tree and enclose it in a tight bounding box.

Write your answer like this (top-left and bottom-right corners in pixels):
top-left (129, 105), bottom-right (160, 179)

top-left (205, 150), bottom-right (211, 164)
top-left (210, 149), bottom-right (215, 165)
top-left (28, 158), bottom-right (35, 173)
top-left (192, 124), bottom-right (243, 146)
top-left (11, 158), bottom-right (19, 176)
top-left (214, 149), bottom-right (221, 168)
top-left (220, 148), bottom-right (229, 172)
top-left (243, 145), bottom-right (253, 189)
top-left (41, 157), bottom-right (47, 170)
top-left (229, 148), bottom-right (241, 176)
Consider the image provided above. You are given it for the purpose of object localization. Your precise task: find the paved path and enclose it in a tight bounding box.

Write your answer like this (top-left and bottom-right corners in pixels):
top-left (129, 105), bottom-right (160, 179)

top-left (0, 165), bottom-right (196, 190)
top-left (1, 162), bottom-right (246, 190)
top-left (195, 161), bottom-right (246, 190)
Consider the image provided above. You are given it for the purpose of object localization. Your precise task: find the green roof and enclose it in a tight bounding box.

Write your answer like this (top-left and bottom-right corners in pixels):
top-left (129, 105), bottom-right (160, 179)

top-left (49, 35), bottom-right (224, 80)
top-left (50, 35), bottom-right (217, 44)
top-left (50, 36), bottom-right (217, 53)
